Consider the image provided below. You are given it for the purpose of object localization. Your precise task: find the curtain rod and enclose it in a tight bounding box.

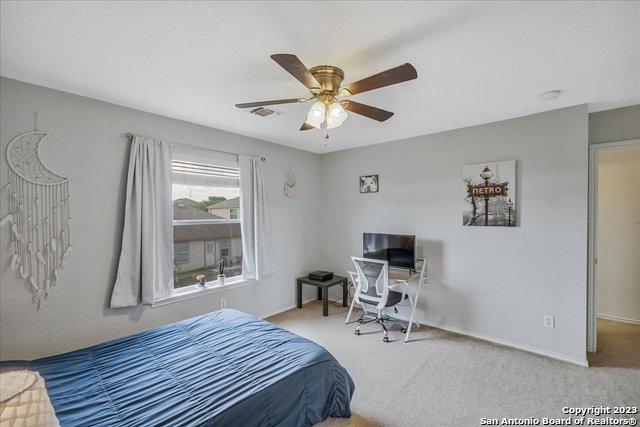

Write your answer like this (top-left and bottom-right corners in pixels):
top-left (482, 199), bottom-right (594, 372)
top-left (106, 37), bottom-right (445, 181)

top-left (124, 133), bottom-right (266, 162)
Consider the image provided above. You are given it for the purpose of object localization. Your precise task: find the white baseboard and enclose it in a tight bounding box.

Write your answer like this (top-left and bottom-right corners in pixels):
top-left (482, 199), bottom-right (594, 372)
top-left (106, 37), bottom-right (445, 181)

top-left (261, 304), bottom-right (297, 320)
top-left (418, 319), bottom-right (589, 367)
top-left (261, 296), bottom-right (317, 320)
top-left (597, 314), bottom-right (640, 325)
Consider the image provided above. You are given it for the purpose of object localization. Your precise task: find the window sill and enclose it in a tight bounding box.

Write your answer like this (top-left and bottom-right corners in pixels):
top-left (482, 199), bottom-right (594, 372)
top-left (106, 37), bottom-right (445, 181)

top-left (152, 276), bottom-right (256, 307)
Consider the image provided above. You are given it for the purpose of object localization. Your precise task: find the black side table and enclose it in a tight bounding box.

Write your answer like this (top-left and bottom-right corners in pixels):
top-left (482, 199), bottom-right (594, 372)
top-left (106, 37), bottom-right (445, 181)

top-left (296, 275), bottom-right (348, 316)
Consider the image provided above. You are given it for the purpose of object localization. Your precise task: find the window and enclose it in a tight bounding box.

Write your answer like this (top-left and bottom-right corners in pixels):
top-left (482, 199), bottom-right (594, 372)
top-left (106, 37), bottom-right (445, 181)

top-left (219, 239), bottom-right (231, 258)
top-left (172, 149), bottom-right (242, 289)
top-left (174, 242), bottom-right (189, 264)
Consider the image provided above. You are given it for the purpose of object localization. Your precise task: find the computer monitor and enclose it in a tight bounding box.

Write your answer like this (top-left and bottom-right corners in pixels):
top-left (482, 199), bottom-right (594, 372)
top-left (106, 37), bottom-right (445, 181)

top-left (363, 233), bottom-right (415, 270)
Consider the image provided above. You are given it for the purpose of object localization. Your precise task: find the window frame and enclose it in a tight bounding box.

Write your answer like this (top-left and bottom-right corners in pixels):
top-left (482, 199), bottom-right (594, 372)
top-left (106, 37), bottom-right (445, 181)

top-left (168, 151), bottom-right (247, 303)
top-left (154, 275), bottom-right (255, 307)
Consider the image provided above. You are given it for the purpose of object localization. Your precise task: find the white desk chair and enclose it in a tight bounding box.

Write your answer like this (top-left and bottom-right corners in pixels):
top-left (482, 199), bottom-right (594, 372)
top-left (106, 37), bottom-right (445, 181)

top-left (346, 257), bottom-right (408, 343)
top-left (347, 257), bottom-right (427, 342)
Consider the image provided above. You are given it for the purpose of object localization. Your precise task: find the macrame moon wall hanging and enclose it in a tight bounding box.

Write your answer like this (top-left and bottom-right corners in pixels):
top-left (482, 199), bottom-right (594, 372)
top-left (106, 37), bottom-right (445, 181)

top-left (6, 130), bottom-right (71, 309)
top-left (284, 169), bottom-right (296, 198)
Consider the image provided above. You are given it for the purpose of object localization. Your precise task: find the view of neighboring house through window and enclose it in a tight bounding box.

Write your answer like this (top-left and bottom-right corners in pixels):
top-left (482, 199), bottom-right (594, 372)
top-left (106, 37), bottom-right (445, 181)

top-left (204, 241), bottom-right (216, 267)
top-left (219, 239), bottom-right (231, 258)
top-left (171, 149), bottom-right (242, 289)
top-left (174, 242), bottom-right (190, 264)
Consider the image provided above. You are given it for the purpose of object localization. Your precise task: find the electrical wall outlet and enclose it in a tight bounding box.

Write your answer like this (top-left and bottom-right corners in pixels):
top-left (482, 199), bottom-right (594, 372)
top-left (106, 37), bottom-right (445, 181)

top-left (220, 299), bottom-right (227, 309)
top-left (544, 315), bottom-right (555, 329)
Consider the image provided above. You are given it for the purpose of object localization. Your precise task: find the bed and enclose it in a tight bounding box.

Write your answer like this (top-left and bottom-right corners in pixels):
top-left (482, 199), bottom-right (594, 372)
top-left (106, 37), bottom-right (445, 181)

top-left (1, 309), bottom-right (355, 426)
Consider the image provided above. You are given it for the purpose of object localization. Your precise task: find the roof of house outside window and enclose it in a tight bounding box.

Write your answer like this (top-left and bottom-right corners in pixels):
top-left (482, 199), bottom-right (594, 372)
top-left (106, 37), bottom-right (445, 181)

top-left (173, 198), bottom-right (225, 220)
top-left (173, 222), bottom-right (241, 242)
top-left (208, 196), bottom-right (240, 209)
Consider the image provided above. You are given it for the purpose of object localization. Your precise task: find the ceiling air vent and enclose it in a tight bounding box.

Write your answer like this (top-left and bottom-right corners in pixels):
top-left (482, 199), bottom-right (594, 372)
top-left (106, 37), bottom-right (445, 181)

top-left (248, 107), bottom-right (281, 118)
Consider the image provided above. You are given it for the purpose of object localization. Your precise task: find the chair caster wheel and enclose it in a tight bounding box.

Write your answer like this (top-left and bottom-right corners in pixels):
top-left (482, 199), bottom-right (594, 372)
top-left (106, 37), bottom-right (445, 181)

top-left (354, 330), bottom-right (360, 335)
top-left (383, 337), bottom-right (389, 343)
top-left (358, 319), bottom-right (363, 324)
top-left (401, 328), bottom-right (407, 333)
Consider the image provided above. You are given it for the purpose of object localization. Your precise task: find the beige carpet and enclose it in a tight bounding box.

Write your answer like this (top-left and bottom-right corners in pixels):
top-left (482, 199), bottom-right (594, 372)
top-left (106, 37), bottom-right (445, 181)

top-left (267, 302), bottom-right (640, 427)
top-left (589, 318), bottom-right (640, 369)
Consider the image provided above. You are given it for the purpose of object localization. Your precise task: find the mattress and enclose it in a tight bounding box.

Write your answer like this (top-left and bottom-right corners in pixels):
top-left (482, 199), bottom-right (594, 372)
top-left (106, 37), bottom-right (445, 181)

top-left (1, 309), bottom-right (355, 426)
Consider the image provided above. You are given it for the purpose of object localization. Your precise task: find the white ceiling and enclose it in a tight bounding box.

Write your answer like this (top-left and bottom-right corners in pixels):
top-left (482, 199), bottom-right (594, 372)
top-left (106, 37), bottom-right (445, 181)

top-left (1, 1), bottom-right (638, 154)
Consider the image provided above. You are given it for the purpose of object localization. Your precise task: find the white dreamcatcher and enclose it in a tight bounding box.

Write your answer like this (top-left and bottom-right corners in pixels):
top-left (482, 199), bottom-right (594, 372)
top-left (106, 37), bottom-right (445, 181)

top-left (284, 168), bottom-right (296, 198)
top-left (4, 114), bottom-right (71, 309)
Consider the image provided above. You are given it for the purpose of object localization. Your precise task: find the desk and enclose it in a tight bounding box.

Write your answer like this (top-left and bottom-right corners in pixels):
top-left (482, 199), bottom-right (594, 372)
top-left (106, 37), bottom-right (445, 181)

top-left (388, 270), bottom-right (425, 342)
top-left (297, 275), bottom-right (348, 316)
top-left (347, 259), bottom-right (426, 342)
top-left (388, 269), bottom-right (418, 281)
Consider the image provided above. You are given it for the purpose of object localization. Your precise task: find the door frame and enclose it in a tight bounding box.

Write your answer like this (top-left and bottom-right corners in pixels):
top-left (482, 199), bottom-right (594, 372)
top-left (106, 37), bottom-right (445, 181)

top-left (587, 138), bottom-right (640, 352)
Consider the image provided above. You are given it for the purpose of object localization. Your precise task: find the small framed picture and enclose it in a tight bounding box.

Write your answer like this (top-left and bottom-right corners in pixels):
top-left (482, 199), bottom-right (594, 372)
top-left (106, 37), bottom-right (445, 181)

top-left (359, 174), bottom-right (379, 193)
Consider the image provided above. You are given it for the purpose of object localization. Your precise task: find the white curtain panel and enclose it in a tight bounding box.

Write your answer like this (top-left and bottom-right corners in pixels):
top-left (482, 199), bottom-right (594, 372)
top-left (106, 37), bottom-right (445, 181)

top-left (239, 155), bottom-right (275, 281)
top-left (110, 135), bottom-right (174, 307)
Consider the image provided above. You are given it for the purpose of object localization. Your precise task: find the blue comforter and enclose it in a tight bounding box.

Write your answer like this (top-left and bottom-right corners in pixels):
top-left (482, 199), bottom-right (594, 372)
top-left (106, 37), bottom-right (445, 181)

top-left (3, 309), bottom-right (354, 426)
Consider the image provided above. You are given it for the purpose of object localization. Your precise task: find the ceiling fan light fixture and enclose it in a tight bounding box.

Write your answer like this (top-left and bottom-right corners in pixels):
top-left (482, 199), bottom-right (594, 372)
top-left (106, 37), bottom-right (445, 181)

top-left (326, 116), bottom-right (343, 129)
top-left (304, 118), bottom-right (321, 129)
top-left (236, 54), bottom-right (418, 139)
top-left (326, 101), bottom-right (348, 129)
top-left (306, 101), bottom-right (326, 128)
top-left (327, 101), bottom-right (348, 123)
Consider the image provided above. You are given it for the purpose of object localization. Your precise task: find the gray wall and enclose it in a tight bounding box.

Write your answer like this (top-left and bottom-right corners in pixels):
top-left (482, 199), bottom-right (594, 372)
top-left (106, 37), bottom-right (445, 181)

top-left (319, 105), bottom-right (589, 363)
top-left (589, 105), bottom-right (640, 144)
top-left (0, 77), bottom-right (322, 359)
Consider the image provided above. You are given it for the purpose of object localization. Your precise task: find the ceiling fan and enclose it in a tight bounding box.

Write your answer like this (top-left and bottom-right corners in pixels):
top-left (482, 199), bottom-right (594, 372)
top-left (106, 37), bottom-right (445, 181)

top-left (235, 54), bottom-right (417, 139)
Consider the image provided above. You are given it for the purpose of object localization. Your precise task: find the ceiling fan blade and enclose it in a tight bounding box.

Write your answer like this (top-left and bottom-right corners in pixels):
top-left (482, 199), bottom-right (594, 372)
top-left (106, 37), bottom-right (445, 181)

top-left (271, 54), bottom-right (322, 92)
top-left (300, 121), bottom-right (315, 131)
top-left (342, 100), bottom-right (394, 122)
top-left (339, 63), bottom-right (417, 96)
top-left (235, 98), bottom-right (305, 109)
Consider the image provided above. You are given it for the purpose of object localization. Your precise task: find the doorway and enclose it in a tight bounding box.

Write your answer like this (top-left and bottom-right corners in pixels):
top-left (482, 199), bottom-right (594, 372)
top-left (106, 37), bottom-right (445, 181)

top-left (587, 139), bottom-right (640, 361)
top-left (205, 241), bottom-right (216, 267)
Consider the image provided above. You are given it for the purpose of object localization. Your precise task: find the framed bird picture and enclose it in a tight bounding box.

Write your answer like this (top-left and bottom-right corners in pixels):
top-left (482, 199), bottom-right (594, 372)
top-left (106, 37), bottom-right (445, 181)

top-left (359, 174), bottom-right (379, 193)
